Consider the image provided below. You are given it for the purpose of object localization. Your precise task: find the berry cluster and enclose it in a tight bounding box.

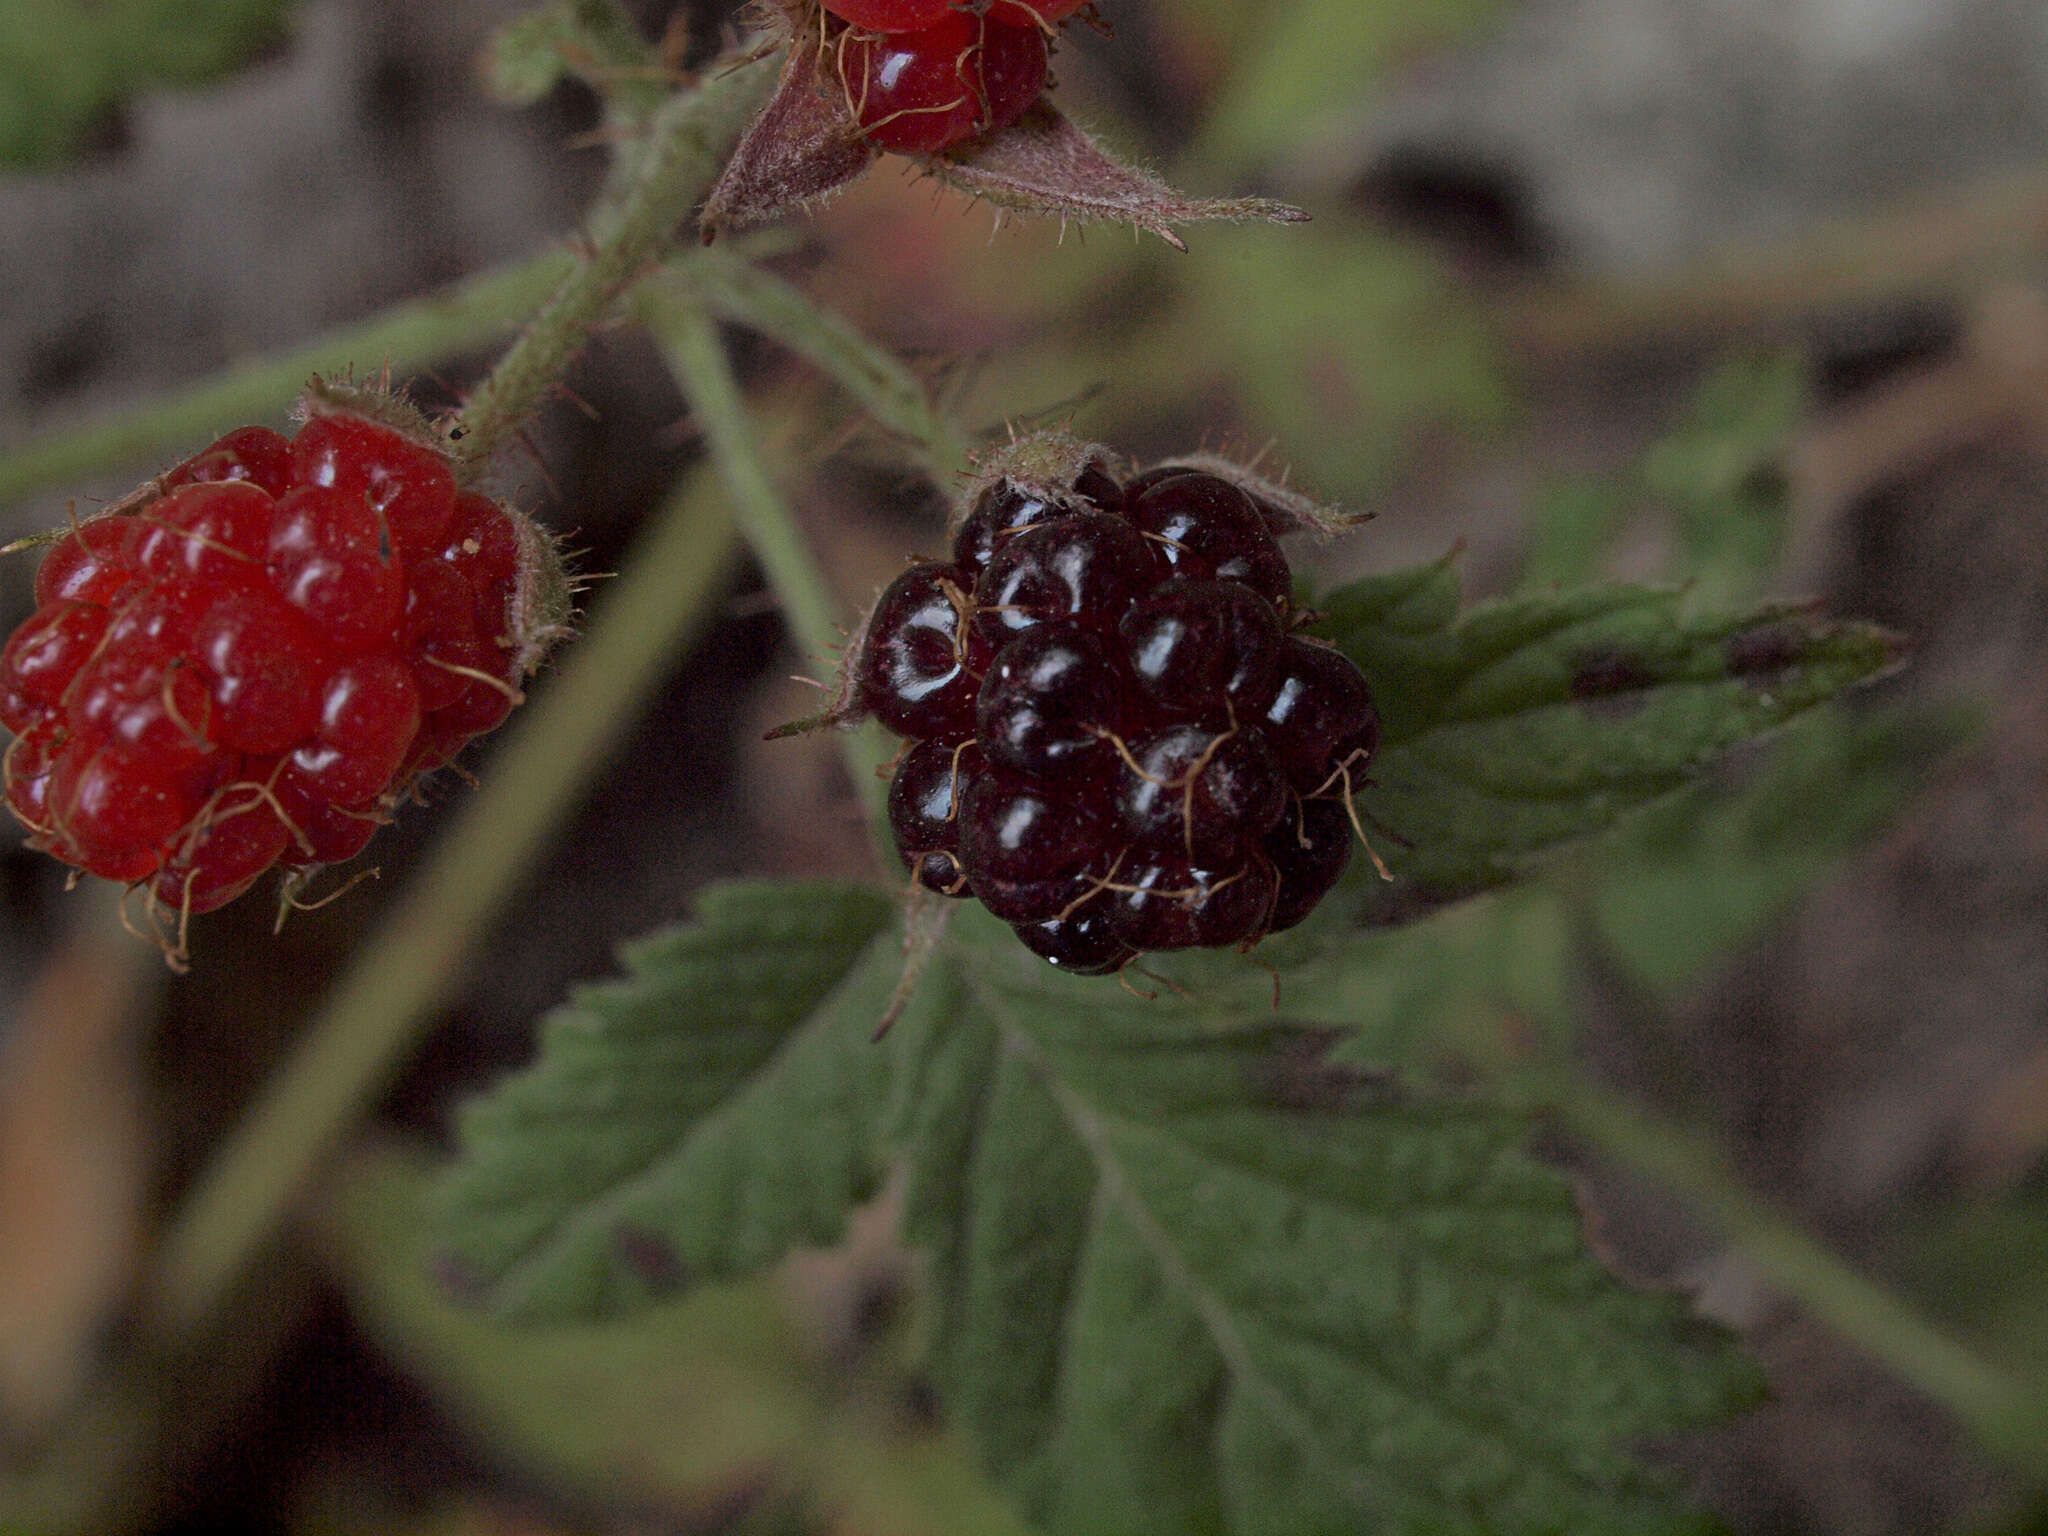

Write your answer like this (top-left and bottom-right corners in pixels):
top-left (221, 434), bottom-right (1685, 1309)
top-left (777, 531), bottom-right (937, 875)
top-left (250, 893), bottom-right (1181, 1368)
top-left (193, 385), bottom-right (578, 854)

top-left (0, 398), bottom-right (555, 932)
top-left (859, 460), bottom-right (1377, 975)
top-left (820, 0), bottom-right (1092, 155)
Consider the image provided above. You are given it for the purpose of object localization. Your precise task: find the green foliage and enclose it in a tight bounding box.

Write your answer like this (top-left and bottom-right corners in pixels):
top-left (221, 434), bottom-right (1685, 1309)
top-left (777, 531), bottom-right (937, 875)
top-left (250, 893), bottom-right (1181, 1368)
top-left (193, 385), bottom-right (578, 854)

top-left (335, 1148), bottom-right (1039, 1534)
top-left (0, 0), bottom-right (293, 168)
top-left (434, 886), bottom-right (1762, 1535)
top-left (1323, 556), bottom-right (1901, 906)
top-left (414, 555), bottom-right (1936, 1534)
top-left (430, 882), bottom-right (896, 1317)
top-left (1519, 353), bottom-right (1807, 607)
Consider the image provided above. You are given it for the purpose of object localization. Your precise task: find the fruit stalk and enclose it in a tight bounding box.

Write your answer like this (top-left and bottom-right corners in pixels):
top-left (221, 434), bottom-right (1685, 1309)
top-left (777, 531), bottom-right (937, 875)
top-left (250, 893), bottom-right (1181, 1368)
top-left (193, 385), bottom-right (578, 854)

top-left (450, 51), bottom-right (774, 476)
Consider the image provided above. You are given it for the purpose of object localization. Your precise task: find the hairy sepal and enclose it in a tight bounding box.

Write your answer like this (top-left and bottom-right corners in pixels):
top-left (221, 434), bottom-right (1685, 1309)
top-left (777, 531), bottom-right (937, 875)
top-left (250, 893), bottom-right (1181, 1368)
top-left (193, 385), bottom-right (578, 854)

top-left (928, 101), bottom-right (1310, 251)
top-left (700, 31), bottom-right (878, 240)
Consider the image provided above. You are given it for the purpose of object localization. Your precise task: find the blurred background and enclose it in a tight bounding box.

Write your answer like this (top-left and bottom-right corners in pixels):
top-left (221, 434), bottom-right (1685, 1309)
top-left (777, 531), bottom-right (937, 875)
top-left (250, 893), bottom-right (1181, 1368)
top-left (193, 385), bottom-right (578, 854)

top-left (4, 0), bottom-right (2048, 1531)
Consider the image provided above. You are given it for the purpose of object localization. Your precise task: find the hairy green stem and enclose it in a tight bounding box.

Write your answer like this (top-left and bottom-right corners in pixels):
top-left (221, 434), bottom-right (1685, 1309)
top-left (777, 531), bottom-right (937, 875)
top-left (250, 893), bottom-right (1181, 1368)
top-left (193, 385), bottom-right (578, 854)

top-left (666, 250), bottom-right (976, 479)
top-left (1557, 1081), bottom-right (2048, 1473)
top-left (651, 299), bottom-right (895, 844)
top-left (0, 253), bottom-right (574, 514)
top-left (145, 469), bottom-right (743, 1344)
top-left (451, 54), bottom-right (772, 474)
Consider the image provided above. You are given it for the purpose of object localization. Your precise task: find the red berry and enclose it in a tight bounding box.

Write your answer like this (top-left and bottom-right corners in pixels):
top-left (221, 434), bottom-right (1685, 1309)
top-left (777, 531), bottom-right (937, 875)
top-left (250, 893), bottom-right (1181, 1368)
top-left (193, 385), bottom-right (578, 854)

top-left (404, 559), bottom-right (488, 712)
top-left (0, 601), bottom-right (110, 729)
top-left (839, 14), bottom-right (1048, 155)
top-left (163, 426), bottom-right (294, 499)
top-left (440, 492), bottom-right (521, 639)
top-left (67, 647), bottom-right (217, 773)
top-left (823, 0), bottom-right (956, 30)
top-left (35, 519), bottom-right (136, 608)
top-left (153, 798), bottom-right (293, 916)
top-left (290, 411), bottom-right (457, 559)
top-left (288, 654), bottom-right (421, 806)
top-left (266, 485), bottom-right (407, 655)
top-left (4, 722), bottom-right (64, 835)
top-left (273, 774), bottom-right (383, 868)
top-left (1, 411), bottom-right (555, 934)
top-left (986, 0), bottom-right (1092, 26)
top-left (189, 586), bottom-right (326, 753)
top-left (52, 747), bottom-right (190, 870)
top-left (131, 481), bottom-right (275, 589)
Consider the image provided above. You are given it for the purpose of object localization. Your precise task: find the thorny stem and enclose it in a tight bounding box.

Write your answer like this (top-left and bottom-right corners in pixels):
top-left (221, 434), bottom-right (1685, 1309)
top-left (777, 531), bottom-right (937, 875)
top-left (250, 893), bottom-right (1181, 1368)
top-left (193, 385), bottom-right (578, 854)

top-left (449, 52), bottom-right (774, 475)
top-left (0, 253), bottom-right (575, 514)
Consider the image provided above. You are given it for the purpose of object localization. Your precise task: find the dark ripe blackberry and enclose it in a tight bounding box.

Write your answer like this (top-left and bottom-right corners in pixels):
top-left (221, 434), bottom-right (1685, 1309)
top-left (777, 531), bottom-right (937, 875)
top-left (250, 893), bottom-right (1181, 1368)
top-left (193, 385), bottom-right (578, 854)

top-left (1012, 905), bottom-right (1135, 975)
top-left (970, 866), bottom-right (1095, 923)
top-left (1105, 853), bottom-right (1278, 952)
top-left (1119, 580), bottom-right (1283, 717)
top-left (1117, 723), bottom-right (1287, 865)
top-left (1127, 472), bottom-right (1292, 610)
top-left (977, 622), bottom-right (1137, 777)
top-left (1126, 465), bottom-right (1293, 537)
top-left (908, 850), bottom-right (968, 895)
top-left (952, 482), bottom-right (1059, 575)
top-left (969, 512), bottom-right (1161, 648)
top-left (1071, 461), bottom-right (1125, 511)
top-left (1259, 637), bottom-right (1377, 792)
top-left (958, 763), bottom-right (1111, 885)
top-left (856, 562), bottom-right (989, 739)
top-left (1262, 796), bottom-right (1353, 934)
top-left (887, 738), bottom-right (976, 896)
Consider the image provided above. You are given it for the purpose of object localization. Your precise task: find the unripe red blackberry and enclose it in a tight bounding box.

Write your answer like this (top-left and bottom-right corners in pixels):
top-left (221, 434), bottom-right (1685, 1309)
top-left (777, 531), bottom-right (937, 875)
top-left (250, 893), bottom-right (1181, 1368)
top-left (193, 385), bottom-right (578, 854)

top-left (0, 385), bottom-right (570, 951)
top-left (842, 440), bottom-right (1381, 975)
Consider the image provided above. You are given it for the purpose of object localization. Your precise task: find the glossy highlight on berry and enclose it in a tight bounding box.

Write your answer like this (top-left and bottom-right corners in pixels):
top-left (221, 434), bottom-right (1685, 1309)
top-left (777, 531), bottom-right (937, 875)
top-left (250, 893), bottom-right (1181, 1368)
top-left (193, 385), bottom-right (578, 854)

top-left (0, 398), bottom-right (559, 953)
top-left (844, 449), bottom-right (1380, 975)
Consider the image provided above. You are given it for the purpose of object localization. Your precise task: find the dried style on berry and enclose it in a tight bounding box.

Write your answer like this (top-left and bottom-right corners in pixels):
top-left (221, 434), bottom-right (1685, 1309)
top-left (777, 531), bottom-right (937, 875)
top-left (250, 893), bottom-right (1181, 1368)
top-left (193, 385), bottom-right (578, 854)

top-left (829, 429), bottom-right (1379, 976)
top-left (701, 1), bottom-right (1306, 244)
top-left (0, 381), bottom-right (572, 960)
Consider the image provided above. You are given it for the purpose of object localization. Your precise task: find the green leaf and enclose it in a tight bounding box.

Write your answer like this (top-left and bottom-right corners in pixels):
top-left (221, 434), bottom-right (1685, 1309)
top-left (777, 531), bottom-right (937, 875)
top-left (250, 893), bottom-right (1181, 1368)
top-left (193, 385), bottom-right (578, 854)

top-left (0, 0), bottom-right (293, 168)
top-left (891, 913), bottom-right (1759, 1535)
top-left (1591, 701), bottom-right (1976, 996)
top-left (429, 880), bottom-right (897, 1319)
top-left (1318, 556), bottom-right (1903, 908)
top-left (336, 1146), bottom-right (1041, 1534)
top-left (1520, 353), bottom-right (1807, 606)
top-left (434, 885), bottom-right (1761, 1535)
